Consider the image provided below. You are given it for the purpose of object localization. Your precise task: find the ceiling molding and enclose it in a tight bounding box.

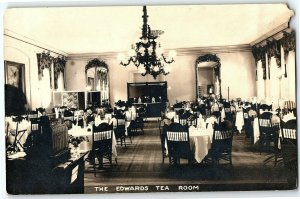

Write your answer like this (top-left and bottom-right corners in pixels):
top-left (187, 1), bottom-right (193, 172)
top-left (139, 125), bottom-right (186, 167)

top-left (250, 22), bottom-right (289, 46)
top-left (67, 44), bottom-right (252, 61)
top-left (4, 29), bottom-right (68, 56)
top-left (174, 44), bottom-right (252, 55)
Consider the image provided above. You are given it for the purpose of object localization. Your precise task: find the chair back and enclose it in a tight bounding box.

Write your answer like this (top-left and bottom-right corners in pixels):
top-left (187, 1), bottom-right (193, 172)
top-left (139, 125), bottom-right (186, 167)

top-left (92, 123), bottom-right (113, 149)
top-left (258, 112), bottom-right (274, 138)
top-left (242, 107), bottom-right (251, 120)
top-left (223, 102), bottom-right (231, 113)
top-left (211, 121), bottom-right (234, 151)
top-left (51, 123), bottom-right (69, 155)
top-left (259, 104), bottom-right (272, 114)
top-left (280, 119), bottom-right (297, 144)
top-left (165, 122), bottom-right (192, 165)
top-left (63, 109), bottom-right (74, 120)
top-left (30, 118), bottom-right (40, 132)
top-left (86, 115), bottom-right (95, 125)
top-left (166, 123), bottom-right (189, 140)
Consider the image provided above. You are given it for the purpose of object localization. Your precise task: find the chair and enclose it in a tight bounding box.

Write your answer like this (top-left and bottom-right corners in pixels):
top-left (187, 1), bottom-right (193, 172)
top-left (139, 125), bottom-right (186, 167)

top-left (114, 113), bottom-right (127, 146)
top-left (91, 123), bottom-right (116, 175)
top-left (160, 123), bottom-right (169, 163)
top-left (165, 123), bottom-right (194, 166)
top-left (63, 109), bottom-right (74, 121)
top-left (258, 112), bottom-right (278, 154)
top-left (204, 121), bottom-right (234, 166)
top-left (127, 117), bottom-right (143, 139)
top-left (36, 107), bottom-right (46, 116)
top-left (279, 120), bottom-right (297, 186)
top-left (243, 108), bottom-right (254, 140)
top-left (12, 115), bottom-right (27, 152)
top-left (223, 102), bottom-right (236, 125)
top-left (211, 111), bottom-right (221, 124)
top-left (86, 114), bottom-right (95, 125)
top-left (280, 119), bottom-right (297, 145)
top-left (178, 111), bottom-right (190, 126)
top-left (280, 119), bottom-right (297, 185)
top-left (259, 104), bottom-right (272, 115)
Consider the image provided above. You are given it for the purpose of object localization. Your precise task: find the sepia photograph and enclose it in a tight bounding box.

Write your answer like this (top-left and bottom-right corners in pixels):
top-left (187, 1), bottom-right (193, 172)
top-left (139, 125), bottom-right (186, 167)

top-left (3, 2), bottom-right (298, 195)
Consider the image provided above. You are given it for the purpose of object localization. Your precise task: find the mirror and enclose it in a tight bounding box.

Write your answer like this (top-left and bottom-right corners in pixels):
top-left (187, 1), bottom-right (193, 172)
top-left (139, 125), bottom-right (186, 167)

top-left (85, 59), bottom-right (109, 106)
top-left (195, 54), bottom-right (221, 99)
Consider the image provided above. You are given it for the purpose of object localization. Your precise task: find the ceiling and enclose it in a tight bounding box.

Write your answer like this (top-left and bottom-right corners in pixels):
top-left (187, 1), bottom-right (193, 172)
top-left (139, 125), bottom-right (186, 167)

top-left (4, 4), bottom-right (294, 54)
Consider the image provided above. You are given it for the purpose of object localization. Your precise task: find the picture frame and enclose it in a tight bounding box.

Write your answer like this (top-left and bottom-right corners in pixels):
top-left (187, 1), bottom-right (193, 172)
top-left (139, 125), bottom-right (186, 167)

top-left (4, 60), bottom-right (26, 95)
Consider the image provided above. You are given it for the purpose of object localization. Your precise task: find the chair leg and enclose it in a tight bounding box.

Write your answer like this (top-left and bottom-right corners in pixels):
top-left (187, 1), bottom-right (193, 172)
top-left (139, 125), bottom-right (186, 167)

top-left (109, 155), bottom-right (113, 167)
top-left (93, 154), bottom-right (96, 177)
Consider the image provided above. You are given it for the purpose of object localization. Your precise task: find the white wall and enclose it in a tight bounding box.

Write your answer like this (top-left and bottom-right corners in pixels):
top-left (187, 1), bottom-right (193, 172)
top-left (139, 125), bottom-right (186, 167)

top-left (66, 50), bottom-right (256, 105)
top-left (4, 35), bottom-right (65, 109)
top-left (218, 51), bottom-right (256, 100)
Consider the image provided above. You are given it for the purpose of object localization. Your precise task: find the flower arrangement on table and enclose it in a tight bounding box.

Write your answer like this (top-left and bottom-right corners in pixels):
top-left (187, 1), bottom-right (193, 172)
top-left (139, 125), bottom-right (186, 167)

top-left (69, 135), bottom-right (87, 148)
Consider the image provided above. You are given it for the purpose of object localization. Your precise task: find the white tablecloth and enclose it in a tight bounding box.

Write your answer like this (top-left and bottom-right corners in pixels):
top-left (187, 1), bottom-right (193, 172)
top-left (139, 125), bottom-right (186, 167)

top-left (235, 111), bottom-right (244, 133)
top-left (189, 126), bottom-right (213, 163)
top-left (165, 126), bottom-right (213, 163)
top-left (68, 126), bottom-right (117, 157)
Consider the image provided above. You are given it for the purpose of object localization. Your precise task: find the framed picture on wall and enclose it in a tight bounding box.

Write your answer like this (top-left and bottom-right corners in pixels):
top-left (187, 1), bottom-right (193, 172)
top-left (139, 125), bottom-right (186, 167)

top-left (4, 60), bottom-right (26, 95)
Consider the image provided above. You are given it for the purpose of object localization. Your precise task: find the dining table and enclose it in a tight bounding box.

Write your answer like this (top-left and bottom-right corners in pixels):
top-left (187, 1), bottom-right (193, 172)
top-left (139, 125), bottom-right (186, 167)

top-left (189, 126), bottom-right (214, 163)
top-left (68, 125), bottom-right (118, 158)
top-left (165, 125), bottom-right (214, 164)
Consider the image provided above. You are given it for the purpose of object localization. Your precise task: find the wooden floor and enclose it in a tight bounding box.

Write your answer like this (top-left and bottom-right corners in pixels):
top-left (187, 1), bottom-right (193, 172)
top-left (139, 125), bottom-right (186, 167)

top-left (84, 121), bottom-right (293, 193)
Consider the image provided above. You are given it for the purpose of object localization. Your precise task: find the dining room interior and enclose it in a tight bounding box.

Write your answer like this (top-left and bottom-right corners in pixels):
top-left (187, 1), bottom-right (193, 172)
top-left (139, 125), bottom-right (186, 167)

top-left (3, 4), bottom-right (298, 194)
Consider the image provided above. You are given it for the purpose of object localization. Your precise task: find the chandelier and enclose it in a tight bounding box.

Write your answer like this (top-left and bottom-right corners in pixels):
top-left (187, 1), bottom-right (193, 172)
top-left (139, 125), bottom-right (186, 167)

top-left (118, 6), bottom-right (176, 79)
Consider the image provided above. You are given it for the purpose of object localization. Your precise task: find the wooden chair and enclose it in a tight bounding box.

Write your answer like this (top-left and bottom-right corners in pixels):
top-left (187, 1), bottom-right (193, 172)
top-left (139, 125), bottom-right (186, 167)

top-left (114, 113), bottom-right (127, 147)
top-left (258, 112), bottom-right (278, 154)
top-left (63, 109), bottom-right (74, 121)
top-left (280, 119), bottom-right (297, 145)
top-left (204, 121), bottom-right (234, 166)
top-left (91, 123), bottom-right (116, 175)
top-left (259, 104), bottom-right (272, 115)
top-left (165, 123), bottom-right (194, 166)
top-left (12, 115), bottom-right (27, 152)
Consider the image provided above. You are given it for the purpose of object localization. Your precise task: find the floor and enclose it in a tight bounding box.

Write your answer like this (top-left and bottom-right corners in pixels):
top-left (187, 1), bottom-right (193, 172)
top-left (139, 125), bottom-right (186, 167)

top-left (83, 121), bottom-right (294, 193)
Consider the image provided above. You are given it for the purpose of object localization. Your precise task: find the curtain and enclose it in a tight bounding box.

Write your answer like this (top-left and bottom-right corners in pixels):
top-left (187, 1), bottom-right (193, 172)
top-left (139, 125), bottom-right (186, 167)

top-left (37, 52), bottom-right (52, 88)
top-left (53, 57), bottom-right (66, 90)
top-left (39, 65), bottom-right (52, 108)
top-left (252, 31), bottom-right (295, 103)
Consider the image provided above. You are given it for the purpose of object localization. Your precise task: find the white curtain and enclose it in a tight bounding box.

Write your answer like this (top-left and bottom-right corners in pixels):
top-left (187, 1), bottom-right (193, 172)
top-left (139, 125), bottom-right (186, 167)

top-left (287, 51), bottom-right (296, 101)
top-left (56, 71), bottom-right (64, 91)
top-left (256, 60), bottom-right (265, 100)
top-left (39, 67), bottom-right (52, 108)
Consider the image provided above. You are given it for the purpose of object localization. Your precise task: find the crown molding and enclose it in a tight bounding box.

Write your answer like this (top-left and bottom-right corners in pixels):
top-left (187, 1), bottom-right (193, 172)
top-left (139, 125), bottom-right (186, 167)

top-left (174, 44), bottom-right (252, 55)
top-left (4, 29), bottom-right (68, 56)
top-left (67, 44), bottom-right (252, 61)
top-left (250, 22), bottom-right (290, 46)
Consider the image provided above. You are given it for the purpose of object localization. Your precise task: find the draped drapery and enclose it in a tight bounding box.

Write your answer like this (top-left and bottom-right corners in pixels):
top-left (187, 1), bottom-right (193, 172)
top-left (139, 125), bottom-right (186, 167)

top-left (53, 57), bottom-right (66, 89)
top-left (37, 52), bottom-right (53, 88)
top-left (252, 31), bottom-right (295, 80)
top-left (37, 52), bottom-right (66, 90)
top-left (251, 30), bottom-right (295, 102)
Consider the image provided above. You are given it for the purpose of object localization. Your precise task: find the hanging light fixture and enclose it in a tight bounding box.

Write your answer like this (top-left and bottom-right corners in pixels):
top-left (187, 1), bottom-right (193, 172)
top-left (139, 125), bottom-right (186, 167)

top-left (118, 6), bottom-right (176, 79)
